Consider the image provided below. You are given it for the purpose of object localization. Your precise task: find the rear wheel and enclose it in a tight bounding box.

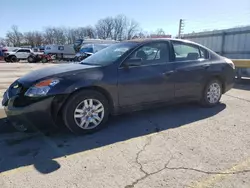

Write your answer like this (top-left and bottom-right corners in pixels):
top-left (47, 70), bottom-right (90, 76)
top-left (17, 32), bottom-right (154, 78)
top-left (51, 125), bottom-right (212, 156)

top-left (201, 79), bottom-right (222, 107)
top-left (27, 56), bottom-right (34, 63)
top-left (62, 90), bottom-right (110, 134)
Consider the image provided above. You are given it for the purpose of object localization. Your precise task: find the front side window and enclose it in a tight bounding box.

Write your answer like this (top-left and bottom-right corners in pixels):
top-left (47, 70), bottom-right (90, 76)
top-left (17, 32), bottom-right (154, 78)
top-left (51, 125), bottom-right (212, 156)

top-left (128, 42), bottom-right (169, 65)
top-left (172, 41), bottom-right (208, 61)
top-left (17, 49), bottom-right (25, 52)
top-left (24, 49), bottom-right (30, 53)
top-left (81, 42), bottom-right (138, 66)
top-left (58, 46), bottom-right (64, 51)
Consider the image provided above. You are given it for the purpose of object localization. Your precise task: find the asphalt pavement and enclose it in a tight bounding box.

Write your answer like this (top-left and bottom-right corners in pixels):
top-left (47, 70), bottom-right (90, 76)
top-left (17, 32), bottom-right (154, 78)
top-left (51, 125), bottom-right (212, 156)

top-left (0, 63), bottom-right (250, 188)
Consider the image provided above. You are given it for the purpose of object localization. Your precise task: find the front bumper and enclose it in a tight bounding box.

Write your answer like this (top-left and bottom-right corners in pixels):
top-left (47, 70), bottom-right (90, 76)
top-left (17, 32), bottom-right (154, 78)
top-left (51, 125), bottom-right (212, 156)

top-left (4, 96), bottom-right (58, 131)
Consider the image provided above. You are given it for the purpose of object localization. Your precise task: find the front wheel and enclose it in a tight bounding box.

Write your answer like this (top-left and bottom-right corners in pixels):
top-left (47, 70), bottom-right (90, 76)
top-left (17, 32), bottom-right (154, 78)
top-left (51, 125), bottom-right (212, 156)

top-left (62, 90), bottom-right (110, 134)
top-left (4, 57), bottom-right (10, 62)
top-left (201, 79), bottom-right (222, 107)
top-left (10, 56), bottom-right (17, 63)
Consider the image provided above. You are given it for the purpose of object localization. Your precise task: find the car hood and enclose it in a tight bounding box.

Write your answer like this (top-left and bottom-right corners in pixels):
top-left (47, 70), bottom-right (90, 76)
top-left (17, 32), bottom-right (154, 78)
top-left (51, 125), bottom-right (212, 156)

top-left (18, 63), bottom-right (99, 86)
top-left (6, 51), bottom-right (15, 54)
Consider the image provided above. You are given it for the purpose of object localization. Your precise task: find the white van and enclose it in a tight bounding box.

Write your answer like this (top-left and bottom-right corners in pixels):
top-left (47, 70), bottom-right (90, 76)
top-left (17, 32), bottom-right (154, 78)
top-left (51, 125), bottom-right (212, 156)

top-left (44, 44), bottom-right (75, 59)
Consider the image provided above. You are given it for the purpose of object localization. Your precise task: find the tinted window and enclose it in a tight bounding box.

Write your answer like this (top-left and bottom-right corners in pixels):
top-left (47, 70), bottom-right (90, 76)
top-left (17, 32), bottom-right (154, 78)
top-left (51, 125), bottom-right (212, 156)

top-left (24, 49), bottom-right (30, 53)
top-left (172, 41), bottom-right (207, 61)
top-left (58, 46), bottom-right (64, 50)
top-left (128, 42), bottom-right (169, 65)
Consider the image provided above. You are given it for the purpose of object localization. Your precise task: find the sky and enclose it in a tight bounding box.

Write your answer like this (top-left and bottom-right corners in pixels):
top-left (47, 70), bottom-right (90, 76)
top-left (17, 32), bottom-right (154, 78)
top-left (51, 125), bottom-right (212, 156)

top-left (0, 0), bottom-right (250, 37)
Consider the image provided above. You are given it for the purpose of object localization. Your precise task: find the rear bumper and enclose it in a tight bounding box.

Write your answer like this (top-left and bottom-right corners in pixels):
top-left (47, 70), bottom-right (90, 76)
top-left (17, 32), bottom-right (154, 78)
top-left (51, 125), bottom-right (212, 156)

top-left (4, 96), bottom-right (57, 131)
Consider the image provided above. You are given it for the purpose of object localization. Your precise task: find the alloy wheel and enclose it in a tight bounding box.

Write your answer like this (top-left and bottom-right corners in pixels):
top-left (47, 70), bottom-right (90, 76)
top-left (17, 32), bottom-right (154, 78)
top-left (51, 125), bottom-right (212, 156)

top-left (207, 82), bottom-right (221, 104)
top-left (73, 99), bottom-right (105, 130)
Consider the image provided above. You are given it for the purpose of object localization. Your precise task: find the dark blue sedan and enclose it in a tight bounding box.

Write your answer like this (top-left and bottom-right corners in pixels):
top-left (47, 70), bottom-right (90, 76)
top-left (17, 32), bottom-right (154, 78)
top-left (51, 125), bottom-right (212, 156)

top-left (2, 38), bottom-right (235, 134)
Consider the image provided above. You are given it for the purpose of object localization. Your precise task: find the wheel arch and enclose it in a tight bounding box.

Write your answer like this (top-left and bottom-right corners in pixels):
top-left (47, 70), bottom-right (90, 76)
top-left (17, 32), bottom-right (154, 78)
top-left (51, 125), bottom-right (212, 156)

top-left (54, 86), bottom-right (115, 126)
top-left (205, 75), bottom-right (226, 94)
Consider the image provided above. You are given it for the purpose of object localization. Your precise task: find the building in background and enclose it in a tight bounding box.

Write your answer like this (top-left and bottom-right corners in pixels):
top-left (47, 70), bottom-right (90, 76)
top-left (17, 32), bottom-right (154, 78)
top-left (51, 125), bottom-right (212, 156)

top-left (150, 34), bottom-right (172, 38)
top-left (182, 26), bottom-right (250, 59)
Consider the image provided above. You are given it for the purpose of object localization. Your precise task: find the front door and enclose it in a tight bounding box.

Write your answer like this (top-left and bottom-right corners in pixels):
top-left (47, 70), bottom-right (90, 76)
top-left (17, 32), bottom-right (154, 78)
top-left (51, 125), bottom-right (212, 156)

top-left (16, 49), bottom-right (25, 59)
top-left (118, 41), bottom-right (175, 107)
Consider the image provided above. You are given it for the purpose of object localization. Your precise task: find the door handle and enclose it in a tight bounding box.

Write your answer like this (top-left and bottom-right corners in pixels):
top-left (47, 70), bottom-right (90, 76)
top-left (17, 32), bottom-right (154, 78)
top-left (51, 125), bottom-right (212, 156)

top-left (162, 70), bottom-right (175, 77)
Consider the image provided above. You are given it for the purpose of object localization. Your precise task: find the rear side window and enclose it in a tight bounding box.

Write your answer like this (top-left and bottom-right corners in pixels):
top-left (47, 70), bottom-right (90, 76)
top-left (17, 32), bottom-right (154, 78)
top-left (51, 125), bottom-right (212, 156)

top-left (172, 41), bottom-right (208, 61)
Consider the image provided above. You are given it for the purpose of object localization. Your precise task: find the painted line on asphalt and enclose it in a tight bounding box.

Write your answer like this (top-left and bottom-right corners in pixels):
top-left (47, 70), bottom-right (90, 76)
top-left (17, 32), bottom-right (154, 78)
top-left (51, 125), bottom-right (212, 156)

top-left (190, 157), bottom-right (250, 188)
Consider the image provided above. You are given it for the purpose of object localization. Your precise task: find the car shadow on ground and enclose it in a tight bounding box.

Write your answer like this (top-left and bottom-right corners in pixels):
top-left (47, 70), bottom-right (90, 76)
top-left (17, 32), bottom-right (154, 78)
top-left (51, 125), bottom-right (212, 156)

top-left (234, 78), bottom-right (250, 90)
top-left (0, 103), bottom-right (226, 174)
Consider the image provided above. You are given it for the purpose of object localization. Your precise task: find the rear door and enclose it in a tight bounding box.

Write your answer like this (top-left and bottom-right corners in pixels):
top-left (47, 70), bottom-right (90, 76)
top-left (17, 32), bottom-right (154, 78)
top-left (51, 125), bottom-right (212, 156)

top-left (170, 41), bottom-right (211, 99)
top-left (118, 41), bottom-right (175, 107)
top-left (23, 49), bottom-right (31, 58)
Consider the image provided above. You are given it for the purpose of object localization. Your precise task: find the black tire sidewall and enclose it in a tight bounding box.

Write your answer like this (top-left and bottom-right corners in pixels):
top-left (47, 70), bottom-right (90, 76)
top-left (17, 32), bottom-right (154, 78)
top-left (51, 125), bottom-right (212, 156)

top-left (28, 56), bottom-right (34, 63)
top-left (62, 90), bottom-right (110, 134)
top-left (10, 56), bottom-right (17, 62)
top-left (202, 79), bottom-right (222, 107)
top-left (4, 57), bottom-right (10, 62)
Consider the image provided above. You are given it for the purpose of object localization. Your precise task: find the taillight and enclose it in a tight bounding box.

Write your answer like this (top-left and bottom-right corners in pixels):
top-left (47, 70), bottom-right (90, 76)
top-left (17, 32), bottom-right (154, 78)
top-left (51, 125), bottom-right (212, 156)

top-left (225, 58), bottom-right (235, 70)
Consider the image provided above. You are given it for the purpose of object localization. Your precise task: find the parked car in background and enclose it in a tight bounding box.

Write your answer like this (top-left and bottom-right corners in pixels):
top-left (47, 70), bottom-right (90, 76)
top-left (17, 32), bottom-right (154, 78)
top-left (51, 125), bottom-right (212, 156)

top-left (74, 43), bottom-right (113, 62)
top-left (4, 48), bottom-right (29, 62)
top-left (4, 48), bottom-right (43, 62)
top-left (44, 44), bottom-right (75, 60)
top-left (2, 38), bottom-right (235, 134)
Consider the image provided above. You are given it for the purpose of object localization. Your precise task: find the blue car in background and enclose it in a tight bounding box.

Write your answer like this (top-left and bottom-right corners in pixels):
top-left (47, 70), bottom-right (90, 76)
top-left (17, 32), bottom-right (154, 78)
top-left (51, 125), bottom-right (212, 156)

top-left (75, 43), bottom-right (113, 62)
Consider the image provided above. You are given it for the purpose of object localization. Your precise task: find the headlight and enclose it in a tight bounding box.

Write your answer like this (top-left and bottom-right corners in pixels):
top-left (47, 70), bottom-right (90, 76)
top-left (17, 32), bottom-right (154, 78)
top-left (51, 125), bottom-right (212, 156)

top-left (25, 78), bottom-right (60, 97)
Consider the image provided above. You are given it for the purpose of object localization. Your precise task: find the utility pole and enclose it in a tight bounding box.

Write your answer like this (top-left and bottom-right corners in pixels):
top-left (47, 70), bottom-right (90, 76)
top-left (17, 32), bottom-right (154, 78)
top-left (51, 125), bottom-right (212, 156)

top-left (178, 19), bottom-right (185, 38)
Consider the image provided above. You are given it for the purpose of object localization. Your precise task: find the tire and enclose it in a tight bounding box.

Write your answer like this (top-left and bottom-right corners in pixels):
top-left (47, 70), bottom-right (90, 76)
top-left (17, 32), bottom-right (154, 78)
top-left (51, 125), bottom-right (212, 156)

top-left (200, 79), bottom-right (222, 107)
top-left (4, 57), bottom-right (10, 62)
top-left (62, 90), bottom-right (110, 134)
top-left (27, 56), bottom-right (34, 63)
top-left (10, 56), bottom-right (17, 63)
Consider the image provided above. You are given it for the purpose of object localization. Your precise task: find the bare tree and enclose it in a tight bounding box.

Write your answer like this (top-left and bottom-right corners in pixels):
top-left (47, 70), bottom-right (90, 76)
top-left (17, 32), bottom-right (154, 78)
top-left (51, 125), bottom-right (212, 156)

top-left (0, 37), bottom-right (7, 47)
top-left (64, 28), bottom-right (75, 44)
top-left (52, 27), bottom-right (66, 44)
top-left (33, 31), bottom-right (43, 46)
top-left (156, 28), bottom-right (165, 35)
top-left (84, 26), bottom-right (96, 38)
top-left (96, 17), bottom-right (114, 39)
top-left (43, 27), bottom-right (54, 44)
top-left (24, 32), bottom-right (35, 47)
top-left (126, 19), bottom-right (139, 40)
top-left (113, 15), bottom-right (127, 40)
top-left (5, 25), bottom-right (23, 46)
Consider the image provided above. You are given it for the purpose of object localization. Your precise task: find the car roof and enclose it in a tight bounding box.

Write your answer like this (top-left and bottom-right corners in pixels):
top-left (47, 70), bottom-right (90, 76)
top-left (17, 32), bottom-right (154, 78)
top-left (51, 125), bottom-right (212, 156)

top-left (126, 38), bottom-right (197, 45)
top-left (18, 48), bottom-right (30, 50)
top-left (125, 38), bottom-right (215, 53)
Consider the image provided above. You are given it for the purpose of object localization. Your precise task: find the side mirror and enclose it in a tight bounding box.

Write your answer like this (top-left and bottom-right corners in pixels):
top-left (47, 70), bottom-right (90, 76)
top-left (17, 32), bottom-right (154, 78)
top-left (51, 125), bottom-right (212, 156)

top-left (124, 58), bottom-right (142, 68)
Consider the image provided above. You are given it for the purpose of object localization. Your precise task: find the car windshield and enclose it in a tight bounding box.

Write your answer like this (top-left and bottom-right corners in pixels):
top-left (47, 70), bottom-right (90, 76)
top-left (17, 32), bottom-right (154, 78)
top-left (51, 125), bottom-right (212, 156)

top-left (80, 42), bottom-right (138, 66)
top-left (12, 49), bottom-right (18, 52)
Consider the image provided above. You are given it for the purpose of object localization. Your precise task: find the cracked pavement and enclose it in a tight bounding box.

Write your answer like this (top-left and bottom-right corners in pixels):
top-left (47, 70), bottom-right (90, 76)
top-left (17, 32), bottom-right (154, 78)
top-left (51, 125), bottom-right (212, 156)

top-left (0, 75), bottom-right (250, 187)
